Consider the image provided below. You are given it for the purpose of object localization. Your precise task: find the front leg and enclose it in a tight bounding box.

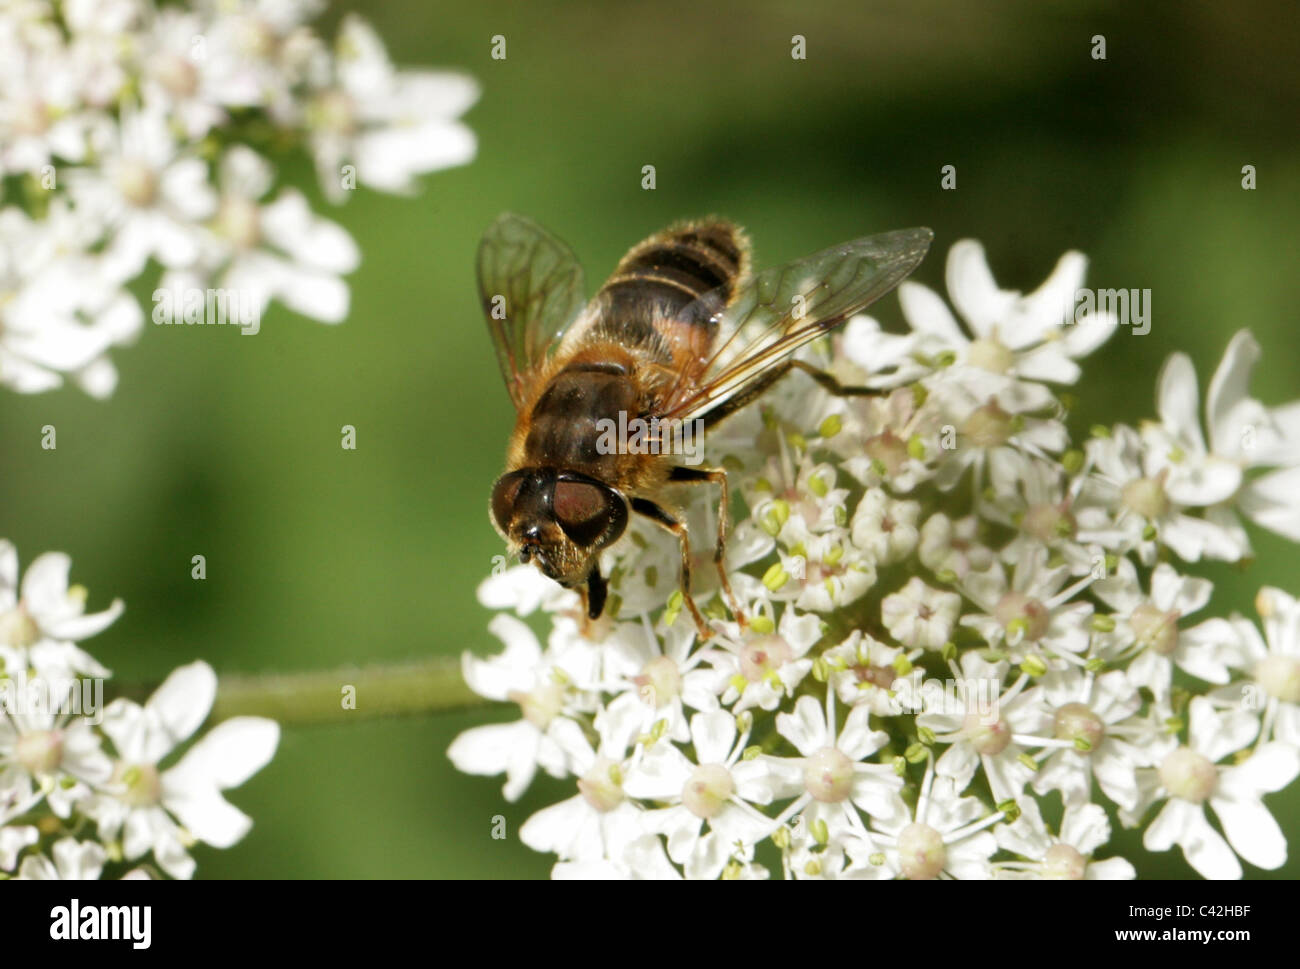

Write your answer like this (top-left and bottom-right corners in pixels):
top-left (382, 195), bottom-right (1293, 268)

top-left (575, 566), bottom-right (608, 638)
top-left (668, 465), bottom-right (745, 627)
top-left (631, 497), bottom-right (712, 640)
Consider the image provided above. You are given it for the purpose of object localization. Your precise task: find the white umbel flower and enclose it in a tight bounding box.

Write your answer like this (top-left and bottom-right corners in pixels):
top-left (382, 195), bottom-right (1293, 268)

top-left (0, 541), bottom-right (120, 678)
top-left (306, 14), bottom-right (477, 202)
top-left (994, 800), bottom-right (1135, 879)
top-left (449, 238), bottom-right (1300, 880)
top-left (15, 837), bottom-right (107, 880)
top-left (898, 240), bottom-right (1115, 395)
top-left (517, 703), bottom-right (644, 864)
top-left (881, 577), bottom-right (962, 651)
top-left (1217, 587), bottom-right (1300, 746)
top-left (1142, 331), bottom-right (1300, 553)
top-left (0, 538), bottom-right (279, 879)
top-left (68, 101), bottom-right (216, 282)
top-left (1137, 698), bottom-right (1298, 879)
top-left (86, 661), bottom-right (279, 879)
top-left (623, 711), bottom-right (778, 879)
top-left (448, 613), bottom-right (594, 801)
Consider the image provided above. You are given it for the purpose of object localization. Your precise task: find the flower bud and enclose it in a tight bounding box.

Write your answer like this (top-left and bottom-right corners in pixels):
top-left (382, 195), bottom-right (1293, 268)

top-left (1158, 746), bottom-right (1217, 803)
top-left (1053, 702), bottom-right (1104, 754)
top-left (897, 822), bottom-right (946, 879)
top-left (803, 747), bottom-right (854, 803)
top-left (682, 764), bottom-right (735, 819)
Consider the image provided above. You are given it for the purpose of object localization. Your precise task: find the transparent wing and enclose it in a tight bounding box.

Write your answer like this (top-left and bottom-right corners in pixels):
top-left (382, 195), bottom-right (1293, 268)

top-left (477, 213), bottom-right (586, 410)
top-left (655, 228), bottom-right (934, 424)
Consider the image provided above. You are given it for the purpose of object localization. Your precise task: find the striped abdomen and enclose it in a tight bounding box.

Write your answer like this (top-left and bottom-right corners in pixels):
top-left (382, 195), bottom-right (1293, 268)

top-left (590, 220), bottom-right (751, 367)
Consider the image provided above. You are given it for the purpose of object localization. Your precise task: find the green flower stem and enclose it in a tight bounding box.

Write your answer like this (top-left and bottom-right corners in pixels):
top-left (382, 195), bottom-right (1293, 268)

top-left (107, 659), bottom-right (498, 727)
top-left (206, 659), bottom-right (494, 725)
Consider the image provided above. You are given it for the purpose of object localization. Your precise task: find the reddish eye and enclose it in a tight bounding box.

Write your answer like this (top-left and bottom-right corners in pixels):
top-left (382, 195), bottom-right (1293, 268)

top-left (553, 480), bottom-right (628, 548)
top-left (552, 480), bottom-right (609, 546)
top-left (490, 473), bottom-right (524, 531)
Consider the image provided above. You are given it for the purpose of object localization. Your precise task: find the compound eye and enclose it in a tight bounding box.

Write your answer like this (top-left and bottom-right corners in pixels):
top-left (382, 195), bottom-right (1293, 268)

top-left (554, 480), bottom-right (620, 547)
top-left (490, 472), bottom-right (525, 532)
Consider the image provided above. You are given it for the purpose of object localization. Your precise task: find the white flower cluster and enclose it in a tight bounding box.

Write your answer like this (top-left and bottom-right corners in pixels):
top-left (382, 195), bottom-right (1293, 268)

top-left (0, 540), bottom-right (278, 879)
top-left (0, 0), bottom-right (477, 395)
top-left (450, 240), bottom-right (1300, 879)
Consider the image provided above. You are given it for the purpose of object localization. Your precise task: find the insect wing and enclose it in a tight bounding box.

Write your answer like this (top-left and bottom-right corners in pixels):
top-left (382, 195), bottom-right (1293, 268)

top-left (477, 213), bottom-right (587, 410)
top-left (655, 228), bottom-right (934, 424)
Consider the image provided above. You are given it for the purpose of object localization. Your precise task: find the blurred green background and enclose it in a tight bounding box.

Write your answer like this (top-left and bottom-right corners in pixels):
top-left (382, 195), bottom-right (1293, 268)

top-left (3, 0), bottom-right (1298, 878)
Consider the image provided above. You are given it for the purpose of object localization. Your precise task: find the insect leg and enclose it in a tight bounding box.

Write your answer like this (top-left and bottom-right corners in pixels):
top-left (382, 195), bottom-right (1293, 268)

top-left (699, 357), bottom-right (883, 432)
top-left (574, 566), bottom-right (608, 638)
top-left (788, 358), bottom-right (883, 397)
top-left (700, 363), bottom-right (790, 429)
top-left (668, 465), bottom-right (745, 626)
top-left (585, 565), bottom-right (608, 618)
top-left (630, 497), bottom-right (712, 640)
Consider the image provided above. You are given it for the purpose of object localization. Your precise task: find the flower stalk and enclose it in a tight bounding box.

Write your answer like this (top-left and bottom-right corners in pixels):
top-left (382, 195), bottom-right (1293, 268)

top-left (211, 660), bottom-right (491, 725)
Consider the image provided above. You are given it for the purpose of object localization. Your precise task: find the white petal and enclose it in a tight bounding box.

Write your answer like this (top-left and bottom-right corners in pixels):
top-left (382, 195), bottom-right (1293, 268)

top-left (689, 710), bottom-right (735, 765)
top-left (51, 837), bottom-right (107, 879)
top-left (0, 541), bottom-right (17, 592)
top-left (1143, 796), bottom-right (1195, 852)
top-left (621, 743), bottom-right (691, 800)
top-left (260, 190), bottom-right (360, 273)
top-left (19, 552), bottom-right (72, 615)
top-left (355, 122), bottom-right (476, 192)
top-left (447, 721), bottom-right (530, 776)
top-left (148, 660), bottom-right (218, 747)
top-left (1150, 563), bottom-right (1209, 615)
top-left (153, 832), bottom-right (196, 880)
top-left (75, 357), bottom-right (118, 399)
top-left (936, 740), bottom-right (982, 792)
top-left (220, 145), bottom-right (274, 200)
top-left (1013, 345), bottom-right (1081, 384)
top-left (269, 262), bottom-right (351, 324)
top-left (45, 598), bottom-right (124, 641)
top-left (392, 70), bottom-right (481, 119)
top-left (1092, 748), bottom-right (1140, 812)
top-left (1188, 696), bottom-right (1257, 762)
top-left (1210, 795), bottom-right (1287, 870)
top-left (1218, 743), bottom-right (1300, 797)
top-left (1060, 802), bottom-right (1111, 855)
top-left (0, 350), bottom-right (62, 393)
top-left (1063, 309), bottom-right (1119, 356)
top-left (1239, 467), bottom-right (1300, 541)
top-left (519, 795), bottom-right (595, 860)
top-left (842, 314), bottom-right (918, 374)
top-left (169, 716), bottom-right (279, 789)
top-left (898, 281), bottom-right (965, 343)
top-left (1163, 458), bottom-right (1241, 508)
top-left (1155, 352), bottom-right (1206, 454)
top-left (1086, 857), bottom-right (1136, 879)
top-left (731, 758), bottom-right (783, 805)
top-left (162, 784), bottom-right (252, 849)
top-left (1017, 251), bottom-right (1085, 336)
top-left (460, 614), bottom-right (540, 699)
top-left (946, 240), bottom-right (1015, 337)
top-left (161, 158), bottom-right (217, 219)
top-left (1206, 330), bottom-right (1260, 454)
top-left (476, 566), bottom-right (561, 615)
top-left (1177, 809), bottom-right (1241, 880)
top-left (0, 825), bottom-right (38, 871)
top-left (775, 695), bottom-right (829, 756)
top-left (836, 703), bottom-right (886, 761)
top-left (641, 806), bottom-right (701, 864)
top-left (1174, 622), bottom-right (1234, 685)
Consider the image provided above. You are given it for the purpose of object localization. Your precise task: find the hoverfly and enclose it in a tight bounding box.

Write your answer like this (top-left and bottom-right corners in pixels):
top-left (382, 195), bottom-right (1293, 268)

top-left (482, 214), bottom-right (932, 637)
